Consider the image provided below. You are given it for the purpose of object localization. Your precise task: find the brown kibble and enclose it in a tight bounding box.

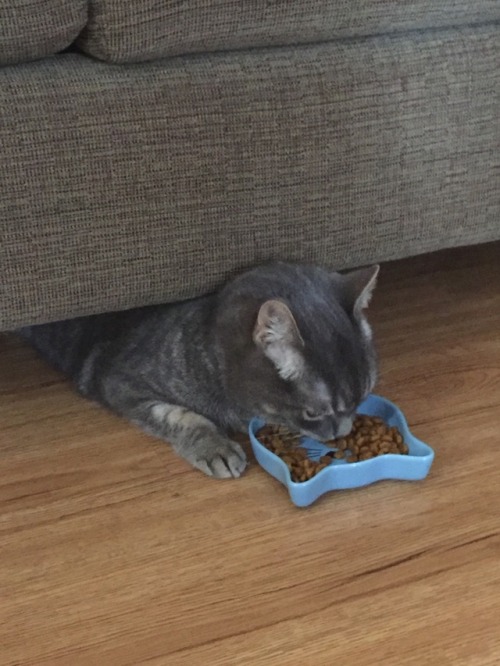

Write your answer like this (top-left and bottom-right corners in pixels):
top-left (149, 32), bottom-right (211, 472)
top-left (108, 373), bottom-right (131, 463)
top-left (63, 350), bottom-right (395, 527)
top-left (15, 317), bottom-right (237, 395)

top-left (359, 451), bottom-right (374, 460)
top-left (258, 419), bottom-right (407, 482)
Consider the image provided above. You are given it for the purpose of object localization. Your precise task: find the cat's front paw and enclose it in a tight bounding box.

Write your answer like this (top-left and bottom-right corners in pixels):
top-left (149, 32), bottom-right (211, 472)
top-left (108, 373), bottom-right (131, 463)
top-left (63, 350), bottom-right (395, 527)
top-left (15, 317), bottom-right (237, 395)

top-left (190, 437), bottom-right (247, 479)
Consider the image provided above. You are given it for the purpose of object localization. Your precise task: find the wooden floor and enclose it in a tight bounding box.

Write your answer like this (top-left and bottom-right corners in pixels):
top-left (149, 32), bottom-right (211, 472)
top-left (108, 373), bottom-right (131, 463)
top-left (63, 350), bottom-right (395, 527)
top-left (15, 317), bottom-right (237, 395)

top-left (1, 242), bottom-right (500, 666)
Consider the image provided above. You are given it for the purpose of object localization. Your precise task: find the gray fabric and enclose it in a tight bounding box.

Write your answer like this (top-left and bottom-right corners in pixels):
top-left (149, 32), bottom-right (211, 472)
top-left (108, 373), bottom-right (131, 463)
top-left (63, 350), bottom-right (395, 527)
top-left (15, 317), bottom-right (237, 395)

top-left (77, 0), bottom-right (500, 63)
top-left (0, 0), bottom-right (87, 66)
top-left (1, 25), bottom-right (499, 329)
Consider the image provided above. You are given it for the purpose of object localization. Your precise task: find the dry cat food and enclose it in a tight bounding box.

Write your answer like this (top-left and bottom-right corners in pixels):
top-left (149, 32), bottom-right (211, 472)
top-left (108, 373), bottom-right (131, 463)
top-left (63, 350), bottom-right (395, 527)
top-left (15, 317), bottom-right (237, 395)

top-left (257, 415), bottom-right (408, 483)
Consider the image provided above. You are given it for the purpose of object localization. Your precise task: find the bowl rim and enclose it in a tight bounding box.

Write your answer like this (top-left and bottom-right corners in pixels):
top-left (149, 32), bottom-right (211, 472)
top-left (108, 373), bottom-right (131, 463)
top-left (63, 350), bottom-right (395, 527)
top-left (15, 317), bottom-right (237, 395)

top-left (248, 394), bottom-right (434, 488)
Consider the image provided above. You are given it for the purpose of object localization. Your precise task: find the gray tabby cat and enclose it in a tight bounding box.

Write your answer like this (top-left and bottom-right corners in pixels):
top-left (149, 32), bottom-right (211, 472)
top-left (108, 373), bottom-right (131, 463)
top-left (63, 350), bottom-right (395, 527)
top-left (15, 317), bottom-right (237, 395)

top-left (20, 262), bottom-right (379, 479)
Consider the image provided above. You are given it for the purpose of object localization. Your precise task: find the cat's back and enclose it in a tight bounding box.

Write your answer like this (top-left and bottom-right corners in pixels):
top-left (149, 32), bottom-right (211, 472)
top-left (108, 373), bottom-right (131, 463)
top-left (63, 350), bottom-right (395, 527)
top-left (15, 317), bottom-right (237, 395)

top-left (19, 306), bottom-right (162, 378)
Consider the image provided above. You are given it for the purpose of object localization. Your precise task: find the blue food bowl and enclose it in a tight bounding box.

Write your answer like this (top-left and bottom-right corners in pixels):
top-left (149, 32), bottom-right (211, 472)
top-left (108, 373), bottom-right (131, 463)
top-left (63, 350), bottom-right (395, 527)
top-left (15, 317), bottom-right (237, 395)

top-left (249, 394), bottom-right (434, 507)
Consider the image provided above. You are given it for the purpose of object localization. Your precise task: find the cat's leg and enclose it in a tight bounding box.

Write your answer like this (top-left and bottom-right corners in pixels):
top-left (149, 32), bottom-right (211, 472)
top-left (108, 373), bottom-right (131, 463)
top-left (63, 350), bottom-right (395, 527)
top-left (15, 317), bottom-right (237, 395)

top-left (127, 400), bottom-right (247, 479)
top-left (94, 374), bottom-right (247, 478)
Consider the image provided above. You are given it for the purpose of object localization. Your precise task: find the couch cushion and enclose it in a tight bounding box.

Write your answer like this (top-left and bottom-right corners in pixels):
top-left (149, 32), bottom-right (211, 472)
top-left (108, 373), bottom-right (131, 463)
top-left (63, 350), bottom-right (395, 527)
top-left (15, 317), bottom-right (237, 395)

top-left (0, 0), bottom-right (87, 66)
top-left (77, 0), bottom-right (500, 63)
top-left (1, 25), bottom-right (499, 328)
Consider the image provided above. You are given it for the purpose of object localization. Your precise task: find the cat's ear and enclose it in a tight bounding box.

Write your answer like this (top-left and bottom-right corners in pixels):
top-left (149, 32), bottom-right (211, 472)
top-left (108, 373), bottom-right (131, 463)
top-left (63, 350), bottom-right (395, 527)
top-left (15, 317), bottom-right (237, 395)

top-left (342, 265), bottom-right (379, 317)
top-left (253, 300), bottom-right (305, 380)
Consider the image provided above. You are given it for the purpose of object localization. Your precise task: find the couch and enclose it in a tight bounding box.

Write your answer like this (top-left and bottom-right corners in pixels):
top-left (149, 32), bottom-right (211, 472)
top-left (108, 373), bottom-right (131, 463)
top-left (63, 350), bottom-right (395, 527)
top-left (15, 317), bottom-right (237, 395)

top-left (1, 1), bottom-right (499, 330)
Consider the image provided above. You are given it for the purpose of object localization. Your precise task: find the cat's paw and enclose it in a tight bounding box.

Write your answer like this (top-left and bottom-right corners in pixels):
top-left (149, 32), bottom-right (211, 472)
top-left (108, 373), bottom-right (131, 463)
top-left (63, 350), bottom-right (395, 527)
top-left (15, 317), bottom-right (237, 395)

top-left (190, 437), bottom-right (247, 479)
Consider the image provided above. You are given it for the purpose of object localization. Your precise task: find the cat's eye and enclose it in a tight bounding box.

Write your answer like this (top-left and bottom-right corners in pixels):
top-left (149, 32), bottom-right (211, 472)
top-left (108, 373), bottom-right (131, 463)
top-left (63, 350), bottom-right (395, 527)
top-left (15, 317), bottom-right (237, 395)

top-left (303, 408), bottom-right (323, 421)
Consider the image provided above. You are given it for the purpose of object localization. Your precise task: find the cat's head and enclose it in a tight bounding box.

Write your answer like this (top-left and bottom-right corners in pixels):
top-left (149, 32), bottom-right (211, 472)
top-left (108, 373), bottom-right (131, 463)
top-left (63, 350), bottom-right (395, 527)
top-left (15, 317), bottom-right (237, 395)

top-left (222, 263), bottom-right (379, 441)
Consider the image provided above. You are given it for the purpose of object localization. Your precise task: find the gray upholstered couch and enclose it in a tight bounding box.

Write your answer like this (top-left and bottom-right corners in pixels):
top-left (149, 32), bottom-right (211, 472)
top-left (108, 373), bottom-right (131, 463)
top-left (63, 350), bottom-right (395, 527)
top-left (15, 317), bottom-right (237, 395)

top-left (1, 1), bottom-right (499, 330)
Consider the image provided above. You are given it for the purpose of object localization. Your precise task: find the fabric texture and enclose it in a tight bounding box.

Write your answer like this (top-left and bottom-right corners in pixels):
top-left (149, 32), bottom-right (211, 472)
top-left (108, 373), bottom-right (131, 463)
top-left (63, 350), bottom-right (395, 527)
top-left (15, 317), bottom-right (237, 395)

top-left (77, 0), bottom-right (500, 63)
top-left (0, 0), bottom-right (87, 66)
top-left (1, 25), bottom-right (499, 329)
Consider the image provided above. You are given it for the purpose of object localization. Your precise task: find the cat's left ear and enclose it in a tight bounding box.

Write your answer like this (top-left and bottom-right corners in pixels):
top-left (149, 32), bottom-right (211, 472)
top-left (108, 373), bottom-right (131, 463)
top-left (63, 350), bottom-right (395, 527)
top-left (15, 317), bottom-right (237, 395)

top-left (342, 265), bottom-right (380, 317)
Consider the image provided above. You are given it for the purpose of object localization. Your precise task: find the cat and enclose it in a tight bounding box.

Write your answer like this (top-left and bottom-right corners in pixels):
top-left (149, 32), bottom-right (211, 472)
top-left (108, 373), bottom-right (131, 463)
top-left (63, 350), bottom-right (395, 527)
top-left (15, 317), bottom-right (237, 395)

top-left (19, 262), bottom-right (379, 479)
